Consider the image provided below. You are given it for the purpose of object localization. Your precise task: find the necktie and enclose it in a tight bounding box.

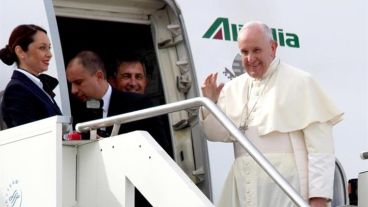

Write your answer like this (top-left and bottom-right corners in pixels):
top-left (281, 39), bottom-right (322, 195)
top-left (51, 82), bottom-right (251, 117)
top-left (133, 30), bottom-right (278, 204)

top-left (85, 99), bottom-right (108, 137)
top-left (86, 99), bottom-right (104, 118)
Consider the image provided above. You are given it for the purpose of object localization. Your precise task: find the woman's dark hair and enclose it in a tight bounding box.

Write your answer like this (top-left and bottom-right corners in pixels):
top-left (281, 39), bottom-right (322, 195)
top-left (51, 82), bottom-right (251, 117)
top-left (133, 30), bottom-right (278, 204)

top-left (0, 24), bottom-right (47, 66)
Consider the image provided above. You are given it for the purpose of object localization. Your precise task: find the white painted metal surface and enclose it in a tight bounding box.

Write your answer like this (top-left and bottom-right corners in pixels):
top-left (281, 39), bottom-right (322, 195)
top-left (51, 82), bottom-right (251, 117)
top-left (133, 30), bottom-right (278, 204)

top-left (62, 146), bottom-right (77, 207)
top-left (76, 131), bottom-right (214, 207)
top-left (0, 116), bottom-right (69, 207)
top-left (0, 115), bottom-right (213, 207)
top-left (358, 171), bottom-right (368, 207)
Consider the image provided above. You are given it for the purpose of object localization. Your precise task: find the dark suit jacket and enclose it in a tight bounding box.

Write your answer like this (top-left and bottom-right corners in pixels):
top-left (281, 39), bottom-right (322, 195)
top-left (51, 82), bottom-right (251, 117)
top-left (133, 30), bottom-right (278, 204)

top-left (71, 88), bottom-right (172, 155)
top-left (108, 89), bottom-right (172, 153)
top-left (1, 70), bottom-right (62, 128)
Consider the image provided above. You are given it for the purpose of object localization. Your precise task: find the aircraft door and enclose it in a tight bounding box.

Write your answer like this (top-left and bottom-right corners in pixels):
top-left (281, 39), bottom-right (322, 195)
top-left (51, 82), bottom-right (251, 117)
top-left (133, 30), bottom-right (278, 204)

top-left (150, 4), bottom-right (212, 200)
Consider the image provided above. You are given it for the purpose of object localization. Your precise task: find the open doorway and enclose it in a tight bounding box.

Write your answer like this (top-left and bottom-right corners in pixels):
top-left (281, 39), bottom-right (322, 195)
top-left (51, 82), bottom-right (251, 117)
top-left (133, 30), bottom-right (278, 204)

top-left (55, 10), bottom-right (211, 199)
top-left (56, 16), bottom-right (166, 105)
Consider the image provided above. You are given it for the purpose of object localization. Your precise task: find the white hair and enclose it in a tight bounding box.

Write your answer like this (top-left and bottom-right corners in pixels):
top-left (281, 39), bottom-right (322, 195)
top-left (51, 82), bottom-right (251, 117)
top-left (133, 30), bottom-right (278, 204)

top-left (240, 21), bottom-right (274, 41)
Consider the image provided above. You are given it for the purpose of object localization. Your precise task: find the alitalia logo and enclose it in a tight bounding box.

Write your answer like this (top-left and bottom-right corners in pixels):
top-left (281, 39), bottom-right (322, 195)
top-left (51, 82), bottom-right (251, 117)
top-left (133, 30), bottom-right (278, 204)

top-left (203, 17), bottom-right (300, 48)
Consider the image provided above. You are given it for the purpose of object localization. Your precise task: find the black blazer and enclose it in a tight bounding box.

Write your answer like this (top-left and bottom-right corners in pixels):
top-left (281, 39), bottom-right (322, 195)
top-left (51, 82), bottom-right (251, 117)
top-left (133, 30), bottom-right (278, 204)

top-left (1, 70), bottom-right (62, 128)
top-left (108, 89), bottom-right (171, 152)
top-left (71, 88), bottom-right (172, 156)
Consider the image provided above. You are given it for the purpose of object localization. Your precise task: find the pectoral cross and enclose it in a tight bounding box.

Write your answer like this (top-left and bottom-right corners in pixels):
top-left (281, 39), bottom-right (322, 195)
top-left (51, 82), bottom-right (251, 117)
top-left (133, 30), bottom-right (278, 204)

top-left (239, 124), bottom-right (248, 131)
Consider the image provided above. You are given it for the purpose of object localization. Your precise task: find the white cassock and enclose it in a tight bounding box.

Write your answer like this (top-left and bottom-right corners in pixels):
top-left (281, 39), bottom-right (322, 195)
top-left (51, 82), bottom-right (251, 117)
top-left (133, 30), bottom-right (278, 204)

top-left (200, 58), bottom-right (343, 207)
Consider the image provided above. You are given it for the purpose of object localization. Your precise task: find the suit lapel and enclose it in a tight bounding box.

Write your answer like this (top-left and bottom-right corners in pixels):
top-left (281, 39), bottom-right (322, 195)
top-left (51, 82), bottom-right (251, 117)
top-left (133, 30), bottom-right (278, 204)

top-left (12, 71), bottom-right (61, 114)
top-left (107, 88), bottom-right (128, 117)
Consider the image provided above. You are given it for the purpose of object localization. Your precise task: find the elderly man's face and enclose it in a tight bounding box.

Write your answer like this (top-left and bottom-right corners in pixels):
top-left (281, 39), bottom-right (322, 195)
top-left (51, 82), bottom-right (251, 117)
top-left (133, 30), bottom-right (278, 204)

top-left (238, 26), bottom-right (277, 79)
top-left (116, 62), bottom-right (148, 94)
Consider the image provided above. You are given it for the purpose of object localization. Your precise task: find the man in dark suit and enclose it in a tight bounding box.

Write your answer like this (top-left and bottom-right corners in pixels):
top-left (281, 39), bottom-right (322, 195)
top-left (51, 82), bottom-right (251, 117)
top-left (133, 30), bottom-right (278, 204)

top-left (66, 51), bottom-right (172, 207)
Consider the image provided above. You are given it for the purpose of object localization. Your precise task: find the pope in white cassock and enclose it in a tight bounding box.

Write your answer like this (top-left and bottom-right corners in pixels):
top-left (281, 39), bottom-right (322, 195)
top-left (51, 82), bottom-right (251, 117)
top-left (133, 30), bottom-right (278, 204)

top-left (200, 21), bottom-right (343, 207)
